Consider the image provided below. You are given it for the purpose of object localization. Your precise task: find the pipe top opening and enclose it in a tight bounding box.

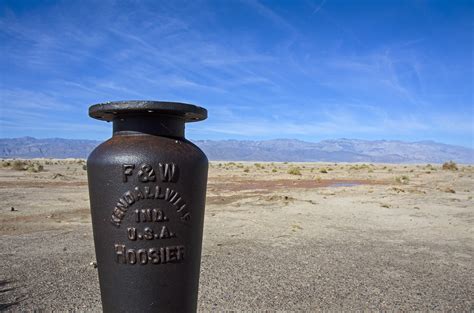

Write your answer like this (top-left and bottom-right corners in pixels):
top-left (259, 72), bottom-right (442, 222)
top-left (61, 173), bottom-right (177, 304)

top-left (89, 100), bottom-right (207, 122)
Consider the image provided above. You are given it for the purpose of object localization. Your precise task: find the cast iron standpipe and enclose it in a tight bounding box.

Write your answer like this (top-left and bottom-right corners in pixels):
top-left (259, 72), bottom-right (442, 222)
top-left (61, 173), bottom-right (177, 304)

top-left (87, 101), bottom-right (208, 312)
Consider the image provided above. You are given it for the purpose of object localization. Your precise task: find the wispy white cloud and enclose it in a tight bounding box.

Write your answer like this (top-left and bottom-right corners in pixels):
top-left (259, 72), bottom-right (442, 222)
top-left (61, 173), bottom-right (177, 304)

top-left (0, 1), bottom-right (471, 147)
top-left (196, 101), bottom-right (472, 140)
top-left (0, 88), bottom-right (75, 111)
top-left (243, 0), bottom-right (299, 35)
top-left (312, 0), bottom-right (327, 14)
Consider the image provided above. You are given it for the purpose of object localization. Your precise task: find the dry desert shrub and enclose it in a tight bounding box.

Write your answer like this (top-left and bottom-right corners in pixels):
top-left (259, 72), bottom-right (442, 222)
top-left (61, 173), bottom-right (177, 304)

top-left (319, 168), bottom-right (328, 174)
top-left (350, 164), bottom-right (370, 170)
top-left (395, 175), bottom-right (410, 184)
top-left (287, 167), bottom-right (302, 175)
top-left (12, 160), bottom-right (28, 170)
top-left (10, 160), bottom-right (44, 172)
top-left (442, 161), bottom-right (458, 171)
top-left (27, 162), bottom-right (44, 172)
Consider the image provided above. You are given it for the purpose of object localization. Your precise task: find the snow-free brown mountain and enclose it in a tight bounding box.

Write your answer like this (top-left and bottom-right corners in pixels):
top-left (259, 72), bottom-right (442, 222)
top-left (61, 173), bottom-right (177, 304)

top-left (0, 137), bottom-right (472, 163)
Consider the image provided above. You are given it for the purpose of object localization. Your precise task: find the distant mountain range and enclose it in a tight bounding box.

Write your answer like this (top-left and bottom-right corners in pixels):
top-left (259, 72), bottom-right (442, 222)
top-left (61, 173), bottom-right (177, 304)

top-left (0, 137), bottom-right (472, 163)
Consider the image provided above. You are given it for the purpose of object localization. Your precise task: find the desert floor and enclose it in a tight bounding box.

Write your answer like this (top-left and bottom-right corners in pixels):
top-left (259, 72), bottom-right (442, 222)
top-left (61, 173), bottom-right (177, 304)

top-left (0, 160), bottom-right (472, 311)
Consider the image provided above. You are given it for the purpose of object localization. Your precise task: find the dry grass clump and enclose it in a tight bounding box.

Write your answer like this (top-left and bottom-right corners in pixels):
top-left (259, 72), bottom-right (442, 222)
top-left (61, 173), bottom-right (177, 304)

top-left (44, 159), bottom-right (55, 165)
top-left (350, 164), bottom-right (370, 170)
top-left (425, 164), bottom-right (437, 171)
top-left (287, 167), bottom-right (302, 175)
top-left (395, 175), bottom-right (410, 184)
top-left (442, 161), bottom-right (458, 171)
top-left (27, 162), bottom-right (44, 172)
top-left (319, 168), bottom-right (328, 174)
top-left (10, 160), bottom-right (44, 172)
top-left (12, 160), bottom-right (28, 170)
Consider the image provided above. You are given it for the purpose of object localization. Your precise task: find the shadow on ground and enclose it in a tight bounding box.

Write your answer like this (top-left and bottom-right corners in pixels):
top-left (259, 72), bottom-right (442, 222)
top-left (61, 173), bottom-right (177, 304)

top-left (0, 280), bottom-right (20, 310)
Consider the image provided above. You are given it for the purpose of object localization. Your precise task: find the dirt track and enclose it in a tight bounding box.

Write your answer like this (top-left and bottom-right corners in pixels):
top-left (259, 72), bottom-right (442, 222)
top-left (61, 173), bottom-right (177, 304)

top-left (0, 160), bottom-right (473, 311)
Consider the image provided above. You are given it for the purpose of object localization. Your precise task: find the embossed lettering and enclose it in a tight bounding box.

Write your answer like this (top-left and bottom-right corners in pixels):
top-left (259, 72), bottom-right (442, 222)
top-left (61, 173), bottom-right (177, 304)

top-left (127, 226), bottom-right (175, 240)
top-left (148, 248), bottom-right (160, 264)
top-left (159, 225), bottom-right (173, 239)
top-left (123, 191), bottom-right (135, 205)
top-left (138, 164), bottom-right (156, 182)
top-left (127, 227), bottom-right (137, 240)
top-left (122, 164), bottom-right (135, 182)
top-left (113, 207), bottom-right (126, 219)
top-left (127, 249), bottom-right (137, 264)
top-left (114, 244), bottom-right (185, 265)
top-left (138, 249), bottom-right (148, 265)
top-left (122, 163), bottom-right (180, 183)
top-left (134, 186), bottom-right (145, 201)
top-left (180, 212), bottom-right (190, 221)
top-left (164, 188), bottom-right (176, 201)
top-left (116, 198), bottom-right (129, 211)
top-left (159, 163), bottom-right (177, 182)
top-left (143, 227), bottom-right (154, 240)
top-left (176, 204), bottom-right (186, 213)
top-left (115, 244), bottom-right (126, 263)
top-left (111, 214), bottom-right (121, 227)
top-left (143, 186), bottom-right (154, 199)
top-left (154, 186), bottom-right (165, 199)
top-left (134, 208), bottom-right (169, 223)
top-left (111, 185), bottom-right (191, 227)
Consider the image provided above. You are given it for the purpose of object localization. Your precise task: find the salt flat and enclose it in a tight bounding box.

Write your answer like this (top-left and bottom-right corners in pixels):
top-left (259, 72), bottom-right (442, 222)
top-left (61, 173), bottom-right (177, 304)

top-left (0, 160), bottom-right (472, 311)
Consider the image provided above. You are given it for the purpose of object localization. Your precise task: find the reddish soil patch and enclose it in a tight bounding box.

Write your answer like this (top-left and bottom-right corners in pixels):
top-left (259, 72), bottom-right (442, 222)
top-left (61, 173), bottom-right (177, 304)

top-left (209, 179), bottom-right (385, 193)
top-left (0, 180), bottom-right (88, 189)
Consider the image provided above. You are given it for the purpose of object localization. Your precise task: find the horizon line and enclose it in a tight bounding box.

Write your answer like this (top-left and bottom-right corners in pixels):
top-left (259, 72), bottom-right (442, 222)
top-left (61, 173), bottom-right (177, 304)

top-left (0, 136), bottom-right (472, 150)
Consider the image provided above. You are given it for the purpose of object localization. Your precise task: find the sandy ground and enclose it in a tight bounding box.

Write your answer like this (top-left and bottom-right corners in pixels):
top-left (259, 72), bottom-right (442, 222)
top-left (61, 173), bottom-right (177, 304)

top-left (0, 160), bottom-right (473, 311)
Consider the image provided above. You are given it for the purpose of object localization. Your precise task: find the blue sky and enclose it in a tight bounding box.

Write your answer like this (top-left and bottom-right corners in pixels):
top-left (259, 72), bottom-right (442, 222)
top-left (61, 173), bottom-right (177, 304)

top-left (0, 0), bottom-right (473, 148)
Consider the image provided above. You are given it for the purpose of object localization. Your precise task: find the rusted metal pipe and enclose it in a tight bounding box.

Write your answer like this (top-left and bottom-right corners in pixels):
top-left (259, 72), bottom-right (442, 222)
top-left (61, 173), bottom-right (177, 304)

top-left (87, 101), bottom-right (208, 312)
